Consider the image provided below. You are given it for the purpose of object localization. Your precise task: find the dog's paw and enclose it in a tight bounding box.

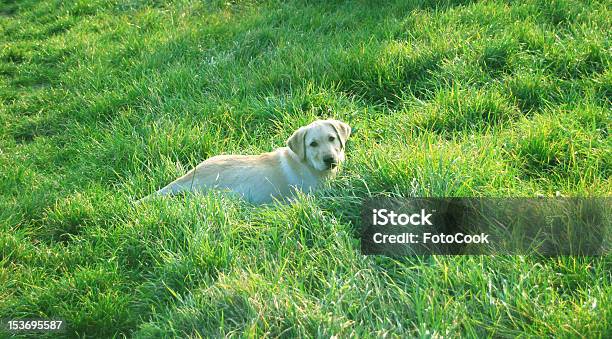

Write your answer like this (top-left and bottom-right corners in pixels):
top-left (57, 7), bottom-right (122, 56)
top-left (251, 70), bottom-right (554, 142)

top-left (536, 191), bottom-right (566, 198)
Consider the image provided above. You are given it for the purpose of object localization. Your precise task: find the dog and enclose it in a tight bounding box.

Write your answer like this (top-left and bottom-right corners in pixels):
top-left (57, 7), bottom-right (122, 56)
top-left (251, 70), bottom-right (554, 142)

top-left (138, 119), bottom-right (351, 204)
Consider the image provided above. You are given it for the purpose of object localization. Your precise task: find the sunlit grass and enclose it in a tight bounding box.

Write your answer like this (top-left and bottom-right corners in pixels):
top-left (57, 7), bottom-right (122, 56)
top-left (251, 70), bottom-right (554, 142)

top-left (1, 0), bottom-right (610, 337)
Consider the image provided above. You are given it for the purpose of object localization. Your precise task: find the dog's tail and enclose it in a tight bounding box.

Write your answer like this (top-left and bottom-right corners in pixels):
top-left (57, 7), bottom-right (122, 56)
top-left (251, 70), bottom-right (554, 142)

top-left (134, 171), bottom-right (199, 205)
top-left (135, 165), bottom-right (201, 205)
top-left (133, 184), bottom-right (179, 205)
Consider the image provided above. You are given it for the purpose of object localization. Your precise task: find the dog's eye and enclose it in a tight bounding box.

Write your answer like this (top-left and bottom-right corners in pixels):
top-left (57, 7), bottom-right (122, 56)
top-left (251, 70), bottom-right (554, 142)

top-left (328, 136), bottom-right (335, 142)
top-left (310, 141), bottom-right (318, 147)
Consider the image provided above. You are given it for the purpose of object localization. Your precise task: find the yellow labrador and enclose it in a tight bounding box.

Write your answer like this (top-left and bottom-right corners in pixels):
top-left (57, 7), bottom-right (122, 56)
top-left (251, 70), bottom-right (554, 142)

top-left (140, 119), bottom-right (351, 204)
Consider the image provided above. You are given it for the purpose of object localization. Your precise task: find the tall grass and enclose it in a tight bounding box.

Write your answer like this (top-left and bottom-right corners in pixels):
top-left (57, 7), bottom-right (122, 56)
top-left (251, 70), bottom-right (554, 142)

top-left (1, 0), bottom-right (610, 337)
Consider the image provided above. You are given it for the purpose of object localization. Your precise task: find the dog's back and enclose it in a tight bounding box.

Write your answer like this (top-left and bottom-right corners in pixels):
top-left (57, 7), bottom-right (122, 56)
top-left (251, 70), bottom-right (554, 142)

top-left (141, 148), bottom-right (316, 204)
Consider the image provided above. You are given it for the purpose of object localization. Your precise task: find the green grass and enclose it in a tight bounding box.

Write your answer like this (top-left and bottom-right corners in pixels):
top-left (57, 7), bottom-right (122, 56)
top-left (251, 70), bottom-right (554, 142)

top-left (1, 0), bottom-right (611, 337)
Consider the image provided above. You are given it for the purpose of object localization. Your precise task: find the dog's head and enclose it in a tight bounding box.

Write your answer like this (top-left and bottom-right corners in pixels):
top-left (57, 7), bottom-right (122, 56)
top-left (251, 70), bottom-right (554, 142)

top-left (287, 119), bottom-right (352, 172)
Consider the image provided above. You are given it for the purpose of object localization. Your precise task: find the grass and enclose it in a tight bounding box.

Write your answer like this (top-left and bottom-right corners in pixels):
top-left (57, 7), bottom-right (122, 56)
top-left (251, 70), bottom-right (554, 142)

top-left (1, 0), bottom-right (610, 337)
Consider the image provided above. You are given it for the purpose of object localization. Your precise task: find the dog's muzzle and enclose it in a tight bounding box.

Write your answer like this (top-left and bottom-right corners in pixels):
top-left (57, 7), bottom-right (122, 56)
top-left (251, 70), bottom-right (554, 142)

top-left (323, 156), bottom-right (338, 169)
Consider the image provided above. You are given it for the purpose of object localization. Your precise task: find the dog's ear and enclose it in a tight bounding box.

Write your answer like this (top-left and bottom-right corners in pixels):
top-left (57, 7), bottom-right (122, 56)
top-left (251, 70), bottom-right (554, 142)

top-left (327, 120), bottom-right (352, 149)
top-left (287, 125), bottom-right (308, 161)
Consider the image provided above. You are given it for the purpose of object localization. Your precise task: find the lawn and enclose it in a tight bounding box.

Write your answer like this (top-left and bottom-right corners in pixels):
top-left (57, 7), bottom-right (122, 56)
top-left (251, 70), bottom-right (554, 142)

top-left (1, 0), bottom-right (610, 337)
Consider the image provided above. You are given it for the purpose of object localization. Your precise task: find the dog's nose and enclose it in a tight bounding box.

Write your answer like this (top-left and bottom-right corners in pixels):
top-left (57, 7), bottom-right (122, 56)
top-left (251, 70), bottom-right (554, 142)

top-left (323, 156), bottom-right (337, 168)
